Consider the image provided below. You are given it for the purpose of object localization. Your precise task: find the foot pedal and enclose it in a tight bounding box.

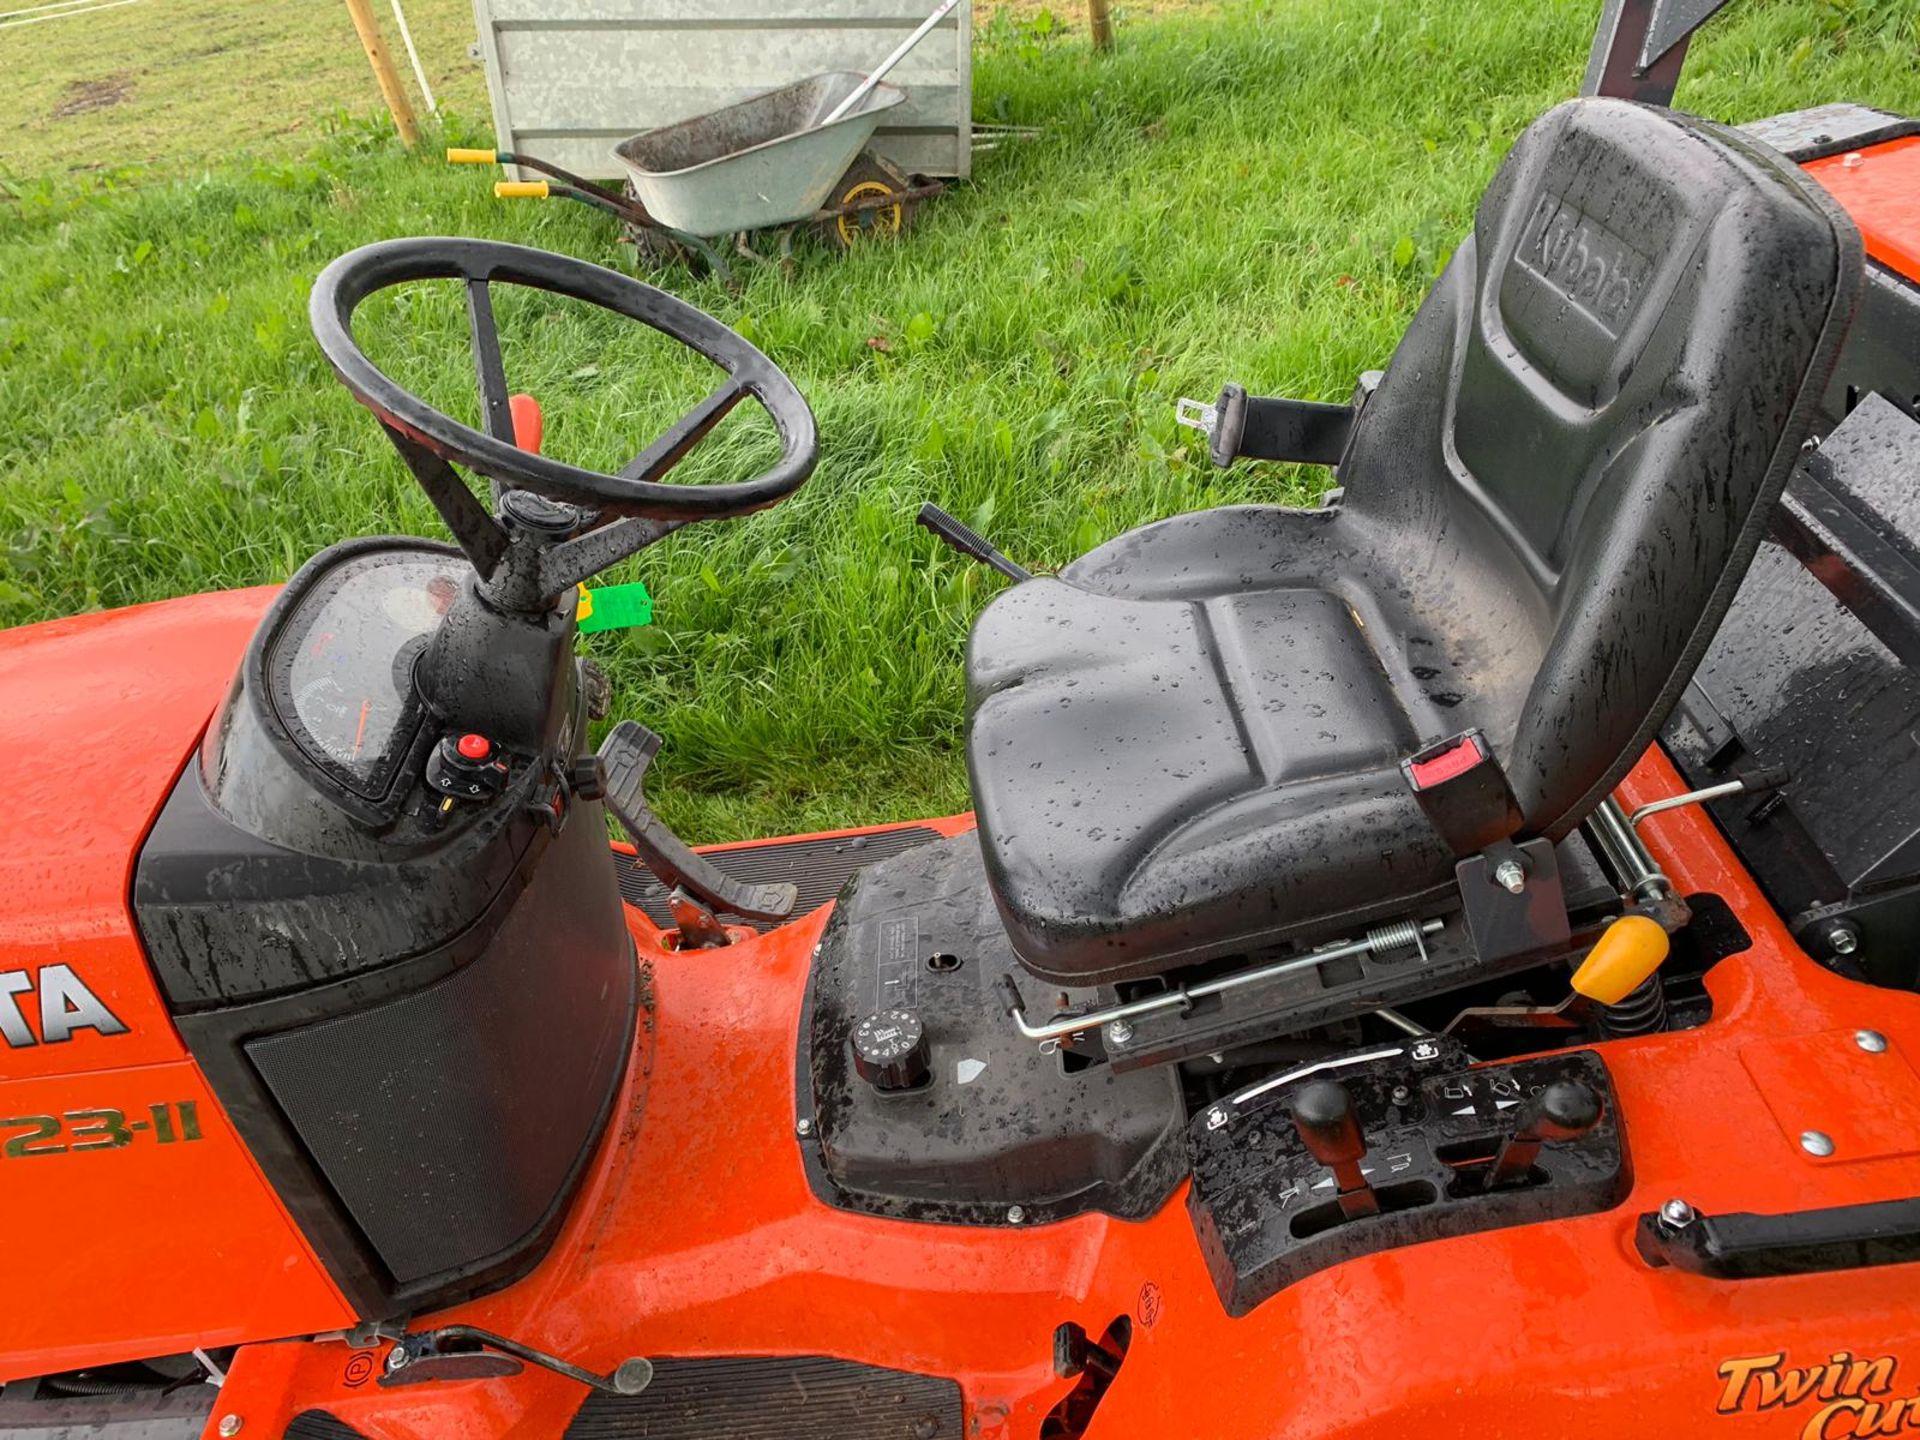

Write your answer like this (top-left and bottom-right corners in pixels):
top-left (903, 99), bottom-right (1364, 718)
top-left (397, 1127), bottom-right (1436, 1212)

top-left (598, 721), bottom-right (798, 935)
top-left (1188, 1040), bottom-right (1626, 1314)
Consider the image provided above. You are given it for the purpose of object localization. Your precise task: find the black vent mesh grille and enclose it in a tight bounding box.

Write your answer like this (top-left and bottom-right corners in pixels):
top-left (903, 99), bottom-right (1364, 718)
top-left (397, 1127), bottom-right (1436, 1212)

top-left (286, 1413), bottom-right (367, 1440)
top-left (566, 1356), bottom-right (963, 1440)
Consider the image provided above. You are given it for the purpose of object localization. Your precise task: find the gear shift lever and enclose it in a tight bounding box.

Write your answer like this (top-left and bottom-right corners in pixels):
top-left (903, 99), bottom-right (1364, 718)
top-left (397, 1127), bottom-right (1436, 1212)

top-left (1485, 1080), bottom-right (1602, 1189)
top-left (1292, 1080), bottom-right (1380, 1219)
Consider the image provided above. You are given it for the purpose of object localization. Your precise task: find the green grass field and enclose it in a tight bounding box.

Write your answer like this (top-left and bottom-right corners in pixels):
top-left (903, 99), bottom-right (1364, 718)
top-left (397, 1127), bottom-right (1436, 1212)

top-left (2, 0), bottom-right (1917, 841)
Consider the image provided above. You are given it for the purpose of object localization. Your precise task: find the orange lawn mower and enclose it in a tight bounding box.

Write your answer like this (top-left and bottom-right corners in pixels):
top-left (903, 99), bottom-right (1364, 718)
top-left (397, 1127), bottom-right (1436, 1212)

top-left (3, 0), bottom-right (1920, 1437)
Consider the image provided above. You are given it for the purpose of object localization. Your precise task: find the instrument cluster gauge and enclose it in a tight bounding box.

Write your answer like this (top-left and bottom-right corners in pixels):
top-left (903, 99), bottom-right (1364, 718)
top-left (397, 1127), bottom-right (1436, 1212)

top-left (263, 545), bottom-right (466, 799)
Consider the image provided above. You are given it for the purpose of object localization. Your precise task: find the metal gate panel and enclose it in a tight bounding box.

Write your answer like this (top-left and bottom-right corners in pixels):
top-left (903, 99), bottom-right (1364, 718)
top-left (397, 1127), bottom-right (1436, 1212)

top-left (472, 0), bottom-right (970, 182)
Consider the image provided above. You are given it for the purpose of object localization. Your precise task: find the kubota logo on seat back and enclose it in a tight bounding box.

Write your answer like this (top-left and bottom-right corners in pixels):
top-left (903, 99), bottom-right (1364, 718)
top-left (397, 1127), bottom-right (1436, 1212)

top-left (1514, 191), bottom-right (1654, 337)
top-left (0, 966), bottom-right (128, 1047)
top-left (1716, 1350), bottom-right (1920, 1437)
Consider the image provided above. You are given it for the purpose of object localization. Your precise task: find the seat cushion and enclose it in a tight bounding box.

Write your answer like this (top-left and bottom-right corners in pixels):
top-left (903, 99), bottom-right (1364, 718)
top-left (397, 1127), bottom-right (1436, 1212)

top-left (966, 518), bottom-right (1458, 984)
top-left (964, 98), bottom-right (1861, 987)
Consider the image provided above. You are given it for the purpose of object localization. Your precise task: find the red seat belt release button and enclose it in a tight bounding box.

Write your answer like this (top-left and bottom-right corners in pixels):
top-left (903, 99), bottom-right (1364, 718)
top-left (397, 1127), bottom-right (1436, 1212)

top-left (1400, 728), bottom-right (1523, 854)
top-left (1407, 734), bottom-right (1485, 790)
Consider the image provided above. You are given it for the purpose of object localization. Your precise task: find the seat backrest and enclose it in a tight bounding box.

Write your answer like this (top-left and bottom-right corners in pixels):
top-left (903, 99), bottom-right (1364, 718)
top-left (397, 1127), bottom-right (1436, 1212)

top-left (1338, 97), bottom-right (1862, 839)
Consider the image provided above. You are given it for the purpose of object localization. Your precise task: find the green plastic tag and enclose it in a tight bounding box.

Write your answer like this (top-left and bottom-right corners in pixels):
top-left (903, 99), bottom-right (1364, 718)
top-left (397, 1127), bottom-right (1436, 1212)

top-left (577, 581), bottom-right (653, 634)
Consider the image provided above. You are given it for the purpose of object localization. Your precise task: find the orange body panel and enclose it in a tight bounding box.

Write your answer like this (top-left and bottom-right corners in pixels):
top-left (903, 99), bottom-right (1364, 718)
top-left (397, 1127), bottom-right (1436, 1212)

top-left (199, 749), bottom-right (1920, 1440)
top-left (0, 593), bottom-right (354, 1380)
top-left (1804, 136), bottom-right (1920, 281)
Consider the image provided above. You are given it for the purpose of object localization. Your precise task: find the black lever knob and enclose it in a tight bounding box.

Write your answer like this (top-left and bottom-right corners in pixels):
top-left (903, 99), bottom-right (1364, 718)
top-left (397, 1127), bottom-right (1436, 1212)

top-left (568, 755), bottom-right (607, 801)
top-left (1486, 1079), bottom-right (1602, 1189)
top-left (1292, 1079), bottom-right (1380, 1219)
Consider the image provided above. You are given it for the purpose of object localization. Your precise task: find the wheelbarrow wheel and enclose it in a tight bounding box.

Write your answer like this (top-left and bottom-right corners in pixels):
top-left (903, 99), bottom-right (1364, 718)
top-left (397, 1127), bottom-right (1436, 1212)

top-left (819, 152), bottom-right (919, 252)
top-left (617, 179), bottom-right (704, 272)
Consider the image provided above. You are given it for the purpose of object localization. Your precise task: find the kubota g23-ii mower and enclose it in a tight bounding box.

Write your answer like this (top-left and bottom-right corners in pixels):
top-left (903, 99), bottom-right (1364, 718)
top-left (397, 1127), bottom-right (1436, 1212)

top-left (3, 1), bottom-right (1920, 1436)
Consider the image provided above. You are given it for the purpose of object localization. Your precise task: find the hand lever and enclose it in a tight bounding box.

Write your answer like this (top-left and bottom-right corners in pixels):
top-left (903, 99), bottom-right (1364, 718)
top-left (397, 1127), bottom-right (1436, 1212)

top-left (1485, 1080), bottom-right (1601, 1189)
top-left (1292, 1080), bottom-right (1380, 1220)
top-left (916, 503), bottom-right (1032, 582)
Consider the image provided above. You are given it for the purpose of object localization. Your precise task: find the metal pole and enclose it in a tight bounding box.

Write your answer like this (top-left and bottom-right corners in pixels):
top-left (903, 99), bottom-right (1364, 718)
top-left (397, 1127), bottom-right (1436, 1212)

top-left (342, 0), bottom-right (420, 148)
top-left (1587, 797), bottom-right (1673, 906)
top-left (388, 0), bottom-right (437, 116)
top-left (1005, 919), bottom-right (1444, 1044)
top-left (819, 0), bottom-right (963, 126)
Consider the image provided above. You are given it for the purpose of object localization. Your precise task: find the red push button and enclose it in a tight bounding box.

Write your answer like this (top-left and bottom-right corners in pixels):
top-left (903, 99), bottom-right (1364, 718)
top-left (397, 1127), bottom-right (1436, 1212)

top-left (1407, 735), bottom-right (1483, 790)
top-left (456, 733), bottom-right (492, 761)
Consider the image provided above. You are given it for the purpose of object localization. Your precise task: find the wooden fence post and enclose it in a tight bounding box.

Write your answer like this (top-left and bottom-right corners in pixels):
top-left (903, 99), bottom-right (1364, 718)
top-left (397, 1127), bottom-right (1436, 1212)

top-left (342, 0), bottom-right (421, 148)
top-left (1088, 0), bottom-right (1114, 51)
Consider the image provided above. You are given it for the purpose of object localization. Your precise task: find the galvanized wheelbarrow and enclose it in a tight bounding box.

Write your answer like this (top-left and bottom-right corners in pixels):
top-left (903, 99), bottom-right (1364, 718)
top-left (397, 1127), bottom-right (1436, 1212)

top-left (452, 0), bottom-right (963, 275)
top-left (616, 71), bottom-right (908, 236)
top-left (451, 72), bottom-right (945, 280)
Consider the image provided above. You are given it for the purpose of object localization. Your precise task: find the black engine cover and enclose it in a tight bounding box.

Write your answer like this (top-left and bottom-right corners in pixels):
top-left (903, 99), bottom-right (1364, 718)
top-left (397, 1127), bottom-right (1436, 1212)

top-left (802, 832), bottom-right (1187, 1226)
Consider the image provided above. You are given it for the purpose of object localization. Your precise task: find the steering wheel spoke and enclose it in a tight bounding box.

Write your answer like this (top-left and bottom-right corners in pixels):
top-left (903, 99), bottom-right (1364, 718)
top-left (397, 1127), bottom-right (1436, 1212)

top-left (380, 423), bottom-right (509, 579)
top-left (464, 279), bottom-right (517, 446)
top-left (619, 375), bottom-right (750, 485)
top-left (539, 515), bottom-right (688, 598)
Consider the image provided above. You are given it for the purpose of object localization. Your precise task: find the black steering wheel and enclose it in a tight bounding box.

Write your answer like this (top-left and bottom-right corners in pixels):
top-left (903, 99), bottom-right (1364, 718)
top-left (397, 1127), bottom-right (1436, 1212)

top-left (308, 238), bottom-right (817, 605)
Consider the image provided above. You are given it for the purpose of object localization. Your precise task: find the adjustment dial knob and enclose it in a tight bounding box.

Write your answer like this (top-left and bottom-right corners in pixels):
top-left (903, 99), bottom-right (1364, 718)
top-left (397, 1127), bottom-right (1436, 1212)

top-left (850, 1010), bottom-right (930, 1093)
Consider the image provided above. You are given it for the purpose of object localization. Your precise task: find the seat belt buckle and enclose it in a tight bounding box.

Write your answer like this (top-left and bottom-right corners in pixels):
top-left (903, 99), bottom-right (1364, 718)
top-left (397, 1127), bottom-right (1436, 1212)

top-left (1174, 382), bottom-right (1358, 470)
top-left (1400, 729), bottom-right (1522, 855)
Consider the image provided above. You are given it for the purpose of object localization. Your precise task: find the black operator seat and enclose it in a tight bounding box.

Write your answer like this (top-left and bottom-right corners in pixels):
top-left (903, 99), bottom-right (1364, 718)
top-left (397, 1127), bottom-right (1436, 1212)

top-left (964, 98), bottom-right (1864, 987)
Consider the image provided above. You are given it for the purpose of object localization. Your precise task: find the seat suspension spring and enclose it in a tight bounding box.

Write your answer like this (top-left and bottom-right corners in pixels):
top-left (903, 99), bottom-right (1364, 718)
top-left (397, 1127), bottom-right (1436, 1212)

top-left (1365, 919), bottom-right (1431, 962)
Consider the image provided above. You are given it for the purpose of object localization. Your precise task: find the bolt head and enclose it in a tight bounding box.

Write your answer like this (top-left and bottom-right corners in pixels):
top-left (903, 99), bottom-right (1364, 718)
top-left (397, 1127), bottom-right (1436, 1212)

top-left (1389, 1085), bottom-right (1411, 1107)
top-left (1827, 925), bottom-right (1860, 956)
top-left (218, 1418), bottom-right (244, 1438)
top-left (1659, 1197), bottom-right (1696, 1228)
top-left (1856, 1029), bottom-right (1889, 1054)
top-left (1493, 859), bottom-right (1526, 895)
top-left (1801, 1129), bottom-right (1836, 1158)
top-left (1842, 150), bottom-right (1865, 168)
top-left (1106, 1019), bottom-right (1134, 1045)
top-left (385, 1345), bottom-right (409, 1373)
top-left (795, 1117), bottom-right (814, 1137)
top-left (1006, 1205), bottom-right (1025, 1224)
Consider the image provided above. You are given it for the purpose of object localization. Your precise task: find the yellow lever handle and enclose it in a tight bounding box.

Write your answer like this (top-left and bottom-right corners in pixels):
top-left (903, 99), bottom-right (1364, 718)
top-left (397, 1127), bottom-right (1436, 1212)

top-left (1570, 915), bottom-right (1671, 1006)
top-left (446, 147), bottom-right (499, 165)
top-left (494, 180), bottom-right (550, 200)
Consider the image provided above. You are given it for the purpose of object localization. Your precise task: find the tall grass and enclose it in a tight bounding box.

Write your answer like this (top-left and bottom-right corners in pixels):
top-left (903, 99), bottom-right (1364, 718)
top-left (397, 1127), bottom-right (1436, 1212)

top-left (2, 0), bottom-right (1915, 839)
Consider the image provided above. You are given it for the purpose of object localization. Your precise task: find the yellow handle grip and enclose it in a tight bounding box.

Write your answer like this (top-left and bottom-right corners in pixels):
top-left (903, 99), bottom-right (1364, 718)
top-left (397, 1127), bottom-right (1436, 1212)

top-left (446, 147), bottom-right (499, 165)
top-left (495, 180), bottom-right (550, 200)
top-left (1570, 915), bottom-right (1671, 1006)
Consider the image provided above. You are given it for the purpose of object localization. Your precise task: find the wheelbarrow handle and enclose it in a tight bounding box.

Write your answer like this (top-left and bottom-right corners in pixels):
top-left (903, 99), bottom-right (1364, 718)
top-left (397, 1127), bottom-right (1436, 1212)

top-left (461, 148), bottom-right (649, 216)
top-left (495, 181), bottom-right (550, 200)
top-left (819, 0), bottom-right (963, 125)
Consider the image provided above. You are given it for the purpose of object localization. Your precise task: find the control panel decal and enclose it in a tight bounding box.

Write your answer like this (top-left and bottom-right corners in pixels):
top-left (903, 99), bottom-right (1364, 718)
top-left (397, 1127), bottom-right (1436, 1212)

top-left (0, 1102), bottom-right (203, 1157)
top-left (0, 965), bottom-right (129, 1048)
top-left (1715, 1350), bottom-right (1914, 1435)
